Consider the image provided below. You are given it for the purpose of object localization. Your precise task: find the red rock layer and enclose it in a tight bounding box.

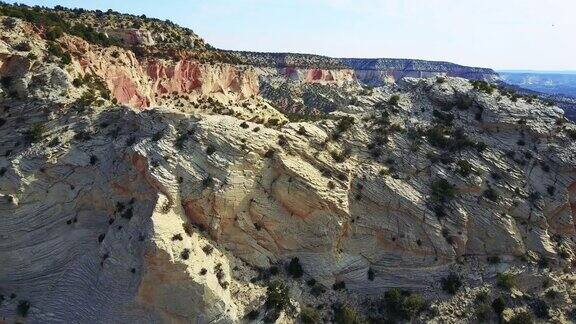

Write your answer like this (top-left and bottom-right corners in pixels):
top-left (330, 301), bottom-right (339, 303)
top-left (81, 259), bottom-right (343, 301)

top-left (279, 67), bottom-right (356, 84)
top-left (60, 35), bottom-right (261, 108)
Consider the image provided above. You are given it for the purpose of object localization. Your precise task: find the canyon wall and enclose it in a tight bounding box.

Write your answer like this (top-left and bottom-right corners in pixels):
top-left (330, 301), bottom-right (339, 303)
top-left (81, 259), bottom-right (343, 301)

top-left (61, 36), bottom-right (262, 108)
top-left (231, 51), bottom-right (501, 86)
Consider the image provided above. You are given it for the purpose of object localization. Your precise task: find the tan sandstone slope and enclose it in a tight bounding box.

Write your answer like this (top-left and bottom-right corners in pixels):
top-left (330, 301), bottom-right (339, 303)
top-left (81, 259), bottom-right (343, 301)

top-left (1, 6), bottom-right (576, 324)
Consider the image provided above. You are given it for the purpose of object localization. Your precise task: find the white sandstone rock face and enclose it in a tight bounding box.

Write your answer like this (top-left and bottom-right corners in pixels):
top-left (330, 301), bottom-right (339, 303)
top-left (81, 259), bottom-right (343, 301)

top-left (2, 74), bottom-right (575, 322)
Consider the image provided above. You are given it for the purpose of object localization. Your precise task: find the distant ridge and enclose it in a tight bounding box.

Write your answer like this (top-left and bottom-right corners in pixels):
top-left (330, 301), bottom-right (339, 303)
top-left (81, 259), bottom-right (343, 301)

top-left (498, 70), bottom-right (576, 75)
top-left (229, 51), bottom-right (500, 85)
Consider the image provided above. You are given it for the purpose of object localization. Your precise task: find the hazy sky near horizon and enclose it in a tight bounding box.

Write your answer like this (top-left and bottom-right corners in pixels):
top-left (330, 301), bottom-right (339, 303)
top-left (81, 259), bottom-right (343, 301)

top-left (12, 0), bottom-right (576, 70)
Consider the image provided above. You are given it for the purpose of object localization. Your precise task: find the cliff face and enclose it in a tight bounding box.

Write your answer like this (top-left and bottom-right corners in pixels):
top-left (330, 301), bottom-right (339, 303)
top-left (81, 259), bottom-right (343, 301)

top-left (1, 6), bottom-right (576, 324)
top-left (231, 51), bottom-right (500, 85)
top-left (57, 37), bottom-right (359, 111)
top-left (341, 58), bottom-right (500, 85)
top-left (60, 36), bottom-right (261, 108)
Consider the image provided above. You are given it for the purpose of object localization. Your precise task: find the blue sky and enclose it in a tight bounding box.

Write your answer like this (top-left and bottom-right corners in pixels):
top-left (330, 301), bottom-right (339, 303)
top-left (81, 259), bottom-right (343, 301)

top-left (11, 0), bottom-right (576, 70)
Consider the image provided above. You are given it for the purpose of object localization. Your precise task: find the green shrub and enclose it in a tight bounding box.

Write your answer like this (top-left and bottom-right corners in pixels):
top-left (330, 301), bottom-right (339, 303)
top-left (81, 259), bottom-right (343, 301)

top-left (277, 135), bottom-right (288, 147)
top-left (401, 294), bottom-right (426, 318)
top-left (475, 141), bottom-right (487, 152)
top-left (245, 309), bottom-right (259, 320)
top-left (334, 305), bottom-right (364, 324)
top-left (72, 78), bottom-right (84, 88)
top-left (497, 272), bottom-right (516, 290)
top-left (180, 248), bottom-right (190, 260)
top-left (266, 281), bottom-right (291, 310)
top-left (47, 42), bottom-right (71, 64)
top-left (530, 299), bottom-right (549, 319)
top-left (267, 118), bottom-right (280, 126)
top-left (491, 296), bottom-right (506, 314)
top-left (17, 300), bottom-right (30, 317)
top-left (26, 122), bottom-right (45, 143)
top-left (367, 268), bottom-right (375, 281)
top-left (78, 91), bottom-right (96, 106)
top-left (457, 160), bottom-right (473, 177)
top-left (330, 148), bottom-right (351, 163)
top-left (89, 155), bottom-right (98, 165)
top-left (483, 187), bottom-right (500, 202)
top-left (175, 131), bottom-right (192, 150)
top-left (310, 284), bottom-right (325, 297)
top-left (545, 288), bottom-right (559, 300)
top-left (425, 126), bottom-right (476, 152)
top-left (384, 288), bottom-right (425, 320)
top-left (432, 109), bottom-right (454, 125)
top-left (202, 245), bottom-right (214, 255)
top-left (45, 26), bottom-right (64, 41)
top-left (388, 94), bottom-right (401, 106)
top-left (14, 41), bottom-right (31, 51)
top-left (0, 76), bottom-right (12, 90)
top-left (441, 273), bottom-right (462, 294)
top-left (74, 74), bottom-right (111, 104)
top-left (2, 17), bottom-right (16, 29)
top-left (121, 207), bottom-right (133, 219)
top-left (287, 257), bottom-right (303, 278)
top-left (431, 179), bottom-right (455, 203)
top-left (332, 281), bottom-right (346, 291)
top-left (487, 255), bottom-right (501, 264)
top-left (336, 116), bottom-right (355, 134)
top-left (476, 290), bottom-right (489, 302)
top-left (565, 129), bottom-right (576, 140)
top-left (264, 149), bottom-right (275, 158)
top-left (151, 131), bottom-right (164, 142)
top-left (470, 80), bottom-right (496, 94)
top-left (456, 96), bottom-right (473, 110)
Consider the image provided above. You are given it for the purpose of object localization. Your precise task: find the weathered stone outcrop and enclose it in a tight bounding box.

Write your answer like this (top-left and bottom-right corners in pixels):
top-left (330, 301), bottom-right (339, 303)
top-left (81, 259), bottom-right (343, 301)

top-left (105, 28), bottom-right (156, 46)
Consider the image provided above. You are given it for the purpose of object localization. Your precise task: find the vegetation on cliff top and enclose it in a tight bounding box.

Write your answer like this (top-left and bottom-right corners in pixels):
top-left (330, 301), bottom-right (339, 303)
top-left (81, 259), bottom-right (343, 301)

top-left (0, 2), bottom-right (123, 47)
top-left (0, 2), bottom-right (242, 64)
